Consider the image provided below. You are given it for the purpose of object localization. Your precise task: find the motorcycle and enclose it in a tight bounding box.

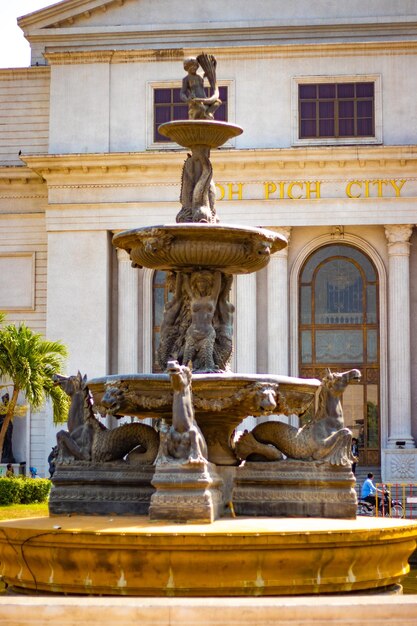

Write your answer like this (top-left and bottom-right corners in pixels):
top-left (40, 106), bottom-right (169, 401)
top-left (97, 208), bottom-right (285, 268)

top-left (357, 488), bottom-right (403, 517)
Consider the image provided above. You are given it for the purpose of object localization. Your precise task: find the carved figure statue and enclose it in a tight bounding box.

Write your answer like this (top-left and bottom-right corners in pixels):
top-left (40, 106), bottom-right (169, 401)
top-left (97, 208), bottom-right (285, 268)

top-left (175, 53), bottom-right (221, 224)
top-left (180, 54), bottom-right (221, 120)
top-left (177, 148), bottom-right (217, 224)
top-left (157, 360), bottom-right (208, 464)
top-left (235, 369), bottom-right (361, 465)
top-left (213, 274), bottom-right (235, 370)
top-left (157, 271), bottom-right (235, 373)
top-left (183, 270), bottom-right (222, 372)
top-left (157, 272), bottom-right (186, 370)
top-left (54, 372), bottom-right (159, 464)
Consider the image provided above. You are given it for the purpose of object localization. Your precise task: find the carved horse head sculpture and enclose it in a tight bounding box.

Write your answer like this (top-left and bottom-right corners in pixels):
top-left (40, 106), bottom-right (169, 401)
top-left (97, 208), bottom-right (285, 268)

top-left (315, 368), bottom-right (361, 427)
top-left (53, 372), bottom-right (92, 433)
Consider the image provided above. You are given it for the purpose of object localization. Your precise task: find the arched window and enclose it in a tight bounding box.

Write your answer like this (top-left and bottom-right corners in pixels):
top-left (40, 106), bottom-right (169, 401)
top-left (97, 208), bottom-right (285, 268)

top-left (299, 244), bottom-right (380, 465)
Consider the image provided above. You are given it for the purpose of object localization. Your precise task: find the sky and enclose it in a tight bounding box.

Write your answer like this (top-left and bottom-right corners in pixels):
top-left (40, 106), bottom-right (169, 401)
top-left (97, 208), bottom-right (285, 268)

top-left (0, 2), bottom-right (59, 68)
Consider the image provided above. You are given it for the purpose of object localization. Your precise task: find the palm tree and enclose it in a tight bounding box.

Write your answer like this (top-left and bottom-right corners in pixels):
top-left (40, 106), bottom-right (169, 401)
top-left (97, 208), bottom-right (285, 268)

top-left (0, 317), bottom-right (69, 463)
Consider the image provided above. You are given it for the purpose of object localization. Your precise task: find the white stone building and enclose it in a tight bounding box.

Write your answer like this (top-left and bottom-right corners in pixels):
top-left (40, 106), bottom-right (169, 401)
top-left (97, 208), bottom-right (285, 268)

top-left (0, 0), bottom-right (416, 480)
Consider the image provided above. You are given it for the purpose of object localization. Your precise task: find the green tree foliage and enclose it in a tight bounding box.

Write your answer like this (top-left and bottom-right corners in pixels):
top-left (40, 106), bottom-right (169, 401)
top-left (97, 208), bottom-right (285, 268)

top-left (0, 316), bottom-right (69, 461)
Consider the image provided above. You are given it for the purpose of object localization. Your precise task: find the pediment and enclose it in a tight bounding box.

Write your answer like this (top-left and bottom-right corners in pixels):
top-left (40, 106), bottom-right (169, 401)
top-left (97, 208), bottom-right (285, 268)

top-left (17, 0), bottom-right (417, 68)
top-left (19, 0), bottom-right (417, 33)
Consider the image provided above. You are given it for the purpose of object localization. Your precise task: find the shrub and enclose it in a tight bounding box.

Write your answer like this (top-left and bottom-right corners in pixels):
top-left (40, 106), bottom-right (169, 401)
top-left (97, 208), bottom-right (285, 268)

top-left (18, 477), bottom-right (51, 504)
top-left (0, 477), bottom-right (51, 505)
top-left (0, 477), bottom-right (22, 505)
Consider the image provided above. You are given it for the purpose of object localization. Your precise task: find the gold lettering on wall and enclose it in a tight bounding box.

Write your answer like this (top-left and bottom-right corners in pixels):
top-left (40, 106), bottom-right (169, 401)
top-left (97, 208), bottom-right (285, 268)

top-left (217, 179), bottom-right (407, 200)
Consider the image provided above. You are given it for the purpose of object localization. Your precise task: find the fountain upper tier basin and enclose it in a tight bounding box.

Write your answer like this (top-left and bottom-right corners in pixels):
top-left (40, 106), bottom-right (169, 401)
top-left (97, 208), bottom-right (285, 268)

top-left (113, 224), bottom-right (287, 274)
top-left (158, 119), bottom-right (243, 148)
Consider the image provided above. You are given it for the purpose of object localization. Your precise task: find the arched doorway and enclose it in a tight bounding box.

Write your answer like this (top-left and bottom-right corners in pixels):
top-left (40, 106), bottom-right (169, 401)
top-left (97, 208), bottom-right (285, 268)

top-left (299, 244), bottom-right (380, 465)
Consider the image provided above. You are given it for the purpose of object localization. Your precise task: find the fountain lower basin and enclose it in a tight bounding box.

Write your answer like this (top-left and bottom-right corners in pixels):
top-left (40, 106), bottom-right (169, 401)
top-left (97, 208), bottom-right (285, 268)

top-left (1, 516), bottom-right (416, 596)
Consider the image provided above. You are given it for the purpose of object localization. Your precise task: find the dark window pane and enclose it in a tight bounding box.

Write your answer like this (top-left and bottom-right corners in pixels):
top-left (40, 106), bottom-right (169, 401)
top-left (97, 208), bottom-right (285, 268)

top-left (337, 83), bottom-right (354, 98)
top-left (357, 118), bottom-right (373, 136)
top-left (300, 119), bottom-right (317, 137)
top-left (366, 385), bottom-right (379, 447)
top-left (300, 286), bottom-right (312, 324)
top-left (154, 127), bottom-right (168, 142)
top-left (357, 100), bottom-right (373, 117)
top-left (301, 101), bottom-right (316, 118)
top-left (315, 329), bottom-right (363, 363)
top-left (154, 270), bottom-right (167, 285)
top-left (319, 118), bottom-right (334, 136)
top-left (315, 258), bottom-right (363, 324)
top-left (299, 84), bottom-right (317, 99)
top-left (155, 107), bottom-right (171, 123)
top-left (219, 86), bottom-right (228, 100)
top-left (367, 330), bottom-right (378, 363)
top-left (154, 88), bottom-right (171, 104)
top-left (319, 101), bottom-right (334, 118)
top-left (356, 82), bottom-right (374, 97)
top-left (172, 88), bottom-right (182, 103)
top-left (318, 83), bottom-right (335, 98)
top-left (301, 331), bottom-right (312, 363)
top-left (339, 100), bottom-right (354, 117)
top-left (215, 104), bottom-right (227, 121)
top-left (339, 118), bottom-right (354, 136)
top-left (366, 284), bottom-right (377, 323)
top-left (173, 105), bottom-right (187, 119)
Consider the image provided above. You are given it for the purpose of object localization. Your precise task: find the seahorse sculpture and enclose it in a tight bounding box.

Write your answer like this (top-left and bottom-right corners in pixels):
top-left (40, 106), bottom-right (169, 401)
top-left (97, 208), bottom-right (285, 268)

top-left (54, 372), bottom-right (159, 464)
top-left (235, 369), bottom-right (361, 466)
top-left (157, 360), bottom-right (208, 464)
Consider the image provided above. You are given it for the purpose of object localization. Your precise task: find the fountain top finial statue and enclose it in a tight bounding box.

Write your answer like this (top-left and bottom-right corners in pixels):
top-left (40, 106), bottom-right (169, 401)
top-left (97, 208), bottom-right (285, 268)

top-left (180, 53), bottom-right (222, 120)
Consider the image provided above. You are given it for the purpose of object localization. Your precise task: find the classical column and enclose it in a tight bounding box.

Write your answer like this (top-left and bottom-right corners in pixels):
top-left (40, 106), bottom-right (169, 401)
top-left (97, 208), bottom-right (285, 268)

top-left (267, 227), bottom-right (292, 375)
top-left (384, 224), bottom-right (414, 448)
top-left (117, 248), bottom-right (139, 374)
top-left (115, 248), bottom-right (139, 427)
top-left (235, 272), bottom-right (257, 430)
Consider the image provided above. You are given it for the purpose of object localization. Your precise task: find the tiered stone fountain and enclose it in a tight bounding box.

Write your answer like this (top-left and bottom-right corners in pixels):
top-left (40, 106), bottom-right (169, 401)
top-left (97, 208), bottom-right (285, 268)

top-left (0, 54), bottom-right (416, 596)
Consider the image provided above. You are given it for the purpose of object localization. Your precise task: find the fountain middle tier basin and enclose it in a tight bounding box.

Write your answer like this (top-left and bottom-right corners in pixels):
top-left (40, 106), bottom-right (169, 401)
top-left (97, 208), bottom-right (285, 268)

top-left (89, 373), bottom-right (320, 465)
top-left (112, 224), bottom-right (287, 274)
top-left (90, 373), bottom-right (319, 420)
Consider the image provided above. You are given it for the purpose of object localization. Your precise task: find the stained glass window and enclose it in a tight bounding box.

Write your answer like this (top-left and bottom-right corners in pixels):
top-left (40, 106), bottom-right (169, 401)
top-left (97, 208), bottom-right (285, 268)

top-left (299, 244), bottom-right (380, 464)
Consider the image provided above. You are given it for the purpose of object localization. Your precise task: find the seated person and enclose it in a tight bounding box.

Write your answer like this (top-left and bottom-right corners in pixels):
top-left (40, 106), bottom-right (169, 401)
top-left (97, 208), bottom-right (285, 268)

top-left (361, 472), bottom-right (383, 506)
top-left (5, 463), bottom-right (14, 478)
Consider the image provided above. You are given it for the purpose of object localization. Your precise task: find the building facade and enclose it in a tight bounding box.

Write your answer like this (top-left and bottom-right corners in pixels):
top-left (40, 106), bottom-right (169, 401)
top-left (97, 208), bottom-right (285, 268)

top-left (0, 0), bottom-right (416, 478)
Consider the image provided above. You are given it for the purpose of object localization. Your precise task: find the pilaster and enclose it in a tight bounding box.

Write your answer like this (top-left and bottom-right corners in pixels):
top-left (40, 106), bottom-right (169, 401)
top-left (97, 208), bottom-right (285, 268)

top-left (116, 248), bottom-right (139, 374)
top-left (267, 227), bottom-right (292, 375)
top-left (235, 272), bottom-right (257, 430)
top-left (384, 224), bottom-right (414, 449)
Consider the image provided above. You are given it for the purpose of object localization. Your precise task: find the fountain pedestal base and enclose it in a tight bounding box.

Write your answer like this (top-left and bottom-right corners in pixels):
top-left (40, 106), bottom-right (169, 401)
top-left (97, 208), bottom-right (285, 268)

top-left (49, 462), bottom-right (155, 516)
top-left (232, 460), bottom-right (357, 519)
top-left (149, 460), bottom-right (223, 523)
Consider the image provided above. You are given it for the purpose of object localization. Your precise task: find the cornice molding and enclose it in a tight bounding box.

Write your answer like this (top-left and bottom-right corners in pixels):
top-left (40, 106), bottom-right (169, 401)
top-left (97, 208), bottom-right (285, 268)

top-left (20, 146), bottom-right (417, 183)
top-left (0, 67), bottom-right (50, 80)
top-left (42, 40), bottom-right (417, 65)
top-left (0, 166), bottom-right (45, 186)
top-left (19, 146), bottom-right (417, 187)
